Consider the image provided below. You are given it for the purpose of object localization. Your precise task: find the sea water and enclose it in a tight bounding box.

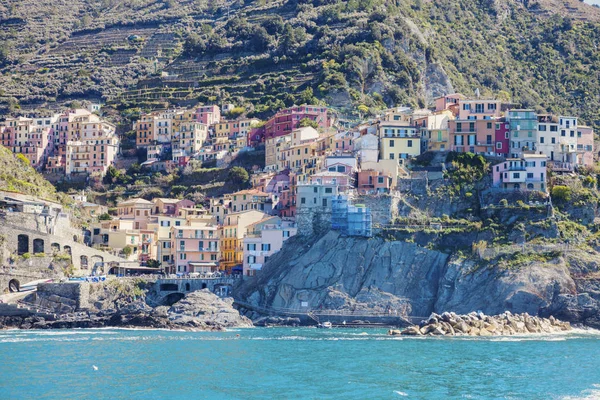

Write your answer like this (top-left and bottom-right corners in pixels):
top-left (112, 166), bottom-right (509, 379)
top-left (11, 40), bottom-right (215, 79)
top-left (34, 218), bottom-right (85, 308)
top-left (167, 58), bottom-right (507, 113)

top-left (1, 328), bottom-right (600, 399)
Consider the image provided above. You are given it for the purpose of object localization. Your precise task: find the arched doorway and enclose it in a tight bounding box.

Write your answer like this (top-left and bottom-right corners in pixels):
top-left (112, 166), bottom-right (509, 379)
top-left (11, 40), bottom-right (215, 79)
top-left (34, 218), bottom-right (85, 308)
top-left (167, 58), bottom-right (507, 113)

top-left (64, 245), bottom-right (72, 255)
top-left (51, 243), bottom-right (60, 253)
top-left (17, 235), bottom-right (29, 255)
top-left (185, 283), bottom-right (191, 291)
top-left (33, 238), bottom-right (44, 254)
top-left (164, 292), bottom-right (185, 306)
top-left (8, 279), bottom-right (20, 293)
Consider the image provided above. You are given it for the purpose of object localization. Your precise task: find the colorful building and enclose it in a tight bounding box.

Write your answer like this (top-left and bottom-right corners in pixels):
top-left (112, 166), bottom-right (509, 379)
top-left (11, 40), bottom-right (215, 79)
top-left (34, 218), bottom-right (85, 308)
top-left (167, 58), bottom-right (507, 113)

top-left (492, 154), bottom-right (548, 192)
top-left (242, 217), bottom-right (297, 276)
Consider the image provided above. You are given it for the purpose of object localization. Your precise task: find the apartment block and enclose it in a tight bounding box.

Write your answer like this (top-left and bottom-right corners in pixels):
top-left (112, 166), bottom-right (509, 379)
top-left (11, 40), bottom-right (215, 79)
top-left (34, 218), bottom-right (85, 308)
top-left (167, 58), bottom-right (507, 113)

top-left (242, 217), bottom-right (297, 276)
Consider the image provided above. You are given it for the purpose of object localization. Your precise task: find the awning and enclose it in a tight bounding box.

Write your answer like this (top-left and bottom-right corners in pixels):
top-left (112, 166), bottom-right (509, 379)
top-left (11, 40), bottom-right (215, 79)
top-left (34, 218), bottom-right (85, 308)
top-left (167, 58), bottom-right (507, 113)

top-left (189, 262), bottom-right (217, 267)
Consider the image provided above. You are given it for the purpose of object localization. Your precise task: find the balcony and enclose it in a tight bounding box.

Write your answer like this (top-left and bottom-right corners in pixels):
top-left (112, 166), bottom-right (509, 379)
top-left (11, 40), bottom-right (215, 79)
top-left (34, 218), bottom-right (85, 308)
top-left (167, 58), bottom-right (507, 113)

top-left (507, 166), bottom-right (526, 171)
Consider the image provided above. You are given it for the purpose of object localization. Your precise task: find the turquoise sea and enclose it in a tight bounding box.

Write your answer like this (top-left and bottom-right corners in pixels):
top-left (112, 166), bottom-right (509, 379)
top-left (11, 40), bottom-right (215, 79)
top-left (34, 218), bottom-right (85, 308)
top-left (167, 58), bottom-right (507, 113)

top-left (1, 327), bottom-right (600, 399)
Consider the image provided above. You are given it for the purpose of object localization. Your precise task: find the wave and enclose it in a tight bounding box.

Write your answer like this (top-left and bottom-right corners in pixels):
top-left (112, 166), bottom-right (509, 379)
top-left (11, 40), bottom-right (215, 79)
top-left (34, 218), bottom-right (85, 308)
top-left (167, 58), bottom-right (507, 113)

top-left (394, 391), bottom-right (408, 396)
top-left (561, 384), bottom-right (600, 399)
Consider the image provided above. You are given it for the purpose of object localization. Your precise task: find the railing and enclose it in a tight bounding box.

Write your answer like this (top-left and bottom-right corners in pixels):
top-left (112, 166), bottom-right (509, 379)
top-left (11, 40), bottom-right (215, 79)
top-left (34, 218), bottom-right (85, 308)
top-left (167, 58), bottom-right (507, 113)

top-left (234, 300), bottom-right (413, 324)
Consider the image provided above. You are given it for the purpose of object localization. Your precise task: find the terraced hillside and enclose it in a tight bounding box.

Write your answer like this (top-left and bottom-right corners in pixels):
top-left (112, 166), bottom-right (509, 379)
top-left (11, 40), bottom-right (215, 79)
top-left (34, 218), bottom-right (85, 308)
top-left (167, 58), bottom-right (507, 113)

top-left (1, 0), bottom-right (600, 126)
top-left (0, 146), bottom-right (63, 202)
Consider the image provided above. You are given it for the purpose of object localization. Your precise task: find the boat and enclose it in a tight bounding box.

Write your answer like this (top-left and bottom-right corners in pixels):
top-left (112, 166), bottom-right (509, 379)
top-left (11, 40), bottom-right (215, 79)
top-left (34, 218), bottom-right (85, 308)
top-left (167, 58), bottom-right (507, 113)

top-left (318, 321), bottom-right (333, 329)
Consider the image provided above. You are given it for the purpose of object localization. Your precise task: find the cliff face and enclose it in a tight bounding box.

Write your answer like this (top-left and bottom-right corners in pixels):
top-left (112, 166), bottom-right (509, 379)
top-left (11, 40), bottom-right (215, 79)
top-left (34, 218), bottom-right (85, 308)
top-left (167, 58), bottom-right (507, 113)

top-left (236, 231), bottom-right (600, 326)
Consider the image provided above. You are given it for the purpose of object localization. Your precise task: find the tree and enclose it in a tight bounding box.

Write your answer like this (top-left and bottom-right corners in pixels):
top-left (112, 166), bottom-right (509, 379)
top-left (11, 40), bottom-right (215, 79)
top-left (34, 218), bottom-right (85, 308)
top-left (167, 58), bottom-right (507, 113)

top-left (104, 165), bottom-right (121, 184)
top-left (551, 185), bottom-right (572, 203)
top-left (122, 246), bottom-right (133, 258)
top-left (98, 213), bottom-right (112, 221)
top-left (146, 259), bottom-right (161, 269)
top-left (357, 104), bottom-right (369, 118)
top-left (299, 87), bottom-right (317, 105)
top-left (299, 118), bottom-right (319, 129)
top-left (227, 167), bottom-right (249, 189)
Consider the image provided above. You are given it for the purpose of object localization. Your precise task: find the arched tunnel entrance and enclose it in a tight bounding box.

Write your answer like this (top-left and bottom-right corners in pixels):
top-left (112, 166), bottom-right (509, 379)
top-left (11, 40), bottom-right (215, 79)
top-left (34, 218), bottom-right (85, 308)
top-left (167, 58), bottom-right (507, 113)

top-left (8, 279), bottom-right (20, 293)
top-left (163, 292), bottom-right (185, 306)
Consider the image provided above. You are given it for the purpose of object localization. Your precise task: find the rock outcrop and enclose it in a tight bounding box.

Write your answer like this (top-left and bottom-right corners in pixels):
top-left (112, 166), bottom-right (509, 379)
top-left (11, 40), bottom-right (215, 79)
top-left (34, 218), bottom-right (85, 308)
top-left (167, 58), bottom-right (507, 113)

top-left (0, 289), bottom-right (252, 331)
top-left (390, 311), bottom-right (571, 336)
top-left (167, 290), bottom-right (252, 329)
top-left (236, 231), bottom-right (600, 327)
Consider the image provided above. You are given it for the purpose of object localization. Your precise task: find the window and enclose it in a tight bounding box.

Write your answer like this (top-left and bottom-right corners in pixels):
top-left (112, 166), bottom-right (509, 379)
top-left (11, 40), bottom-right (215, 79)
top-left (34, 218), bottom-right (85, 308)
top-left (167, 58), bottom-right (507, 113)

top-left (487, 103), bottom-right (497, 110)
top-left (540, 137), bottom-right (545, 144)
top-left (378, 177), bottom-right (384, 184)
top-left (496, 142), bottom-right (502, 149)
top-left (247, 256), bottom-right (256, 264)
top-left (463, 104), bottom-right (470, 111)
top-left (550, 125), bottom-right (558, 132)
top-left (179, 254), bottom-right (187, 260)
top-left (561, 130), bottom-right (566, 137)
top-left (325, 188), bottom-right (332, 194)
top-left (261, 244), bottom-right (271, 251)
top-left (539, 124), bottom-right (547, 131)
top-left (337, 166), bottom-right (345, 173)
top-left (283, 230), bottom-right (290, 238)
top-left (475, 104), bottom-right (484, 113)
top-left (527, 173), bottom-right (534, 179)
top-left (389, 139), bottom-right (395, 147)
top-left (322, 199), bottom-right (327, 207)
top-left (513, 173), bottom-right (520, 179)
top-left (389, 153), bottom-right (395, 160)
top-left (301, 197), bottom-right (306, 204)
top-left (407, 140), bottom-right (413, 148)
top-left (247, 244), bottom-right (256, 251)
top-left (487, 122), bottom-right (492, 129)
top-left (551, 137), bottom-right (556, 144)
top-left (456, 122), bottom-right (462, 132)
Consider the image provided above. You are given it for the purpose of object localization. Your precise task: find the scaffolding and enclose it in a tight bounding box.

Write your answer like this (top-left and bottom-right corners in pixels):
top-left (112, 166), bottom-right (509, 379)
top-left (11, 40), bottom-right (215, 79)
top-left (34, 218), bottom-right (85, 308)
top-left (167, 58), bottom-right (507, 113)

top-left (331, 195), bottom-right (349, 232)
top-left (331, 195), bottom-right (372, 237)
top-left (347, 204), bottom-right (373, 237)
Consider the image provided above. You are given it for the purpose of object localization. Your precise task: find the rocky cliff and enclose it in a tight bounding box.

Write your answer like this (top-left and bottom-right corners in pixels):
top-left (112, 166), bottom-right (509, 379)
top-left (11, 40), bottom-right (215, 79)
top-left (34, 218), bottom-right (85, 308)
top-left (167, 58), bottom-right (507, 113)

top-left (236, 231), bottom-right (600, 328)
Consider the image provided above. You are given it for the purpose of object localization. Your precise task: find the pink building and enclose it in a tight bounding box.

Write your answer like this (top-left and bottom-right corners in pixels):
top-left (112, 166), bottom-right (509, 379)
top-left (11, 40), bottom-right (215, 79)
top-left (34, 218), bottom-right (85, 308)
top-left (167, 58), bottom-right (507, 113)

top-left (333, 131), bottom-right (358, 152)
top-left (248, 125), bottom-right (265, 147)
top-left (152, 198), bottom-right (195, 216)
top-left (434, 93), bottom-right (463, 112)
top-left (242, 217), bottom-right (297, 276)
top-left (0, 121), bottom-right (53, 170)
top-left (492, 154), bottom-right (548, 192)
top-left (195, 105), bottom-right (221, 126)
top-left (264, 105), bottom-right (330, 139)
top-left (494, 118), bottom-right (510, 156)
top-left (577, 126), bottom-right (595, 167)
top-left (357, 170), bottom-right (392, 194)
top-left (171, 224), bottom-right (220, 273)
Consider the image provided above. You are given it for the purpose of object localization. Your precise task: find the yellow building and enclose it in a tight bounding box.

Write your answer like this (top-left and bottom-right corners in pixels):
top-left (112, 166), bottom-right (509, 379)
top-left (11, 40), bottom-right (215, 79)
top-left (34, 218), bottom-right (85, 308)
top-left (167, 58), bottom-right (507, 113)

top-left (378, 121), bottom-right (421, 161)
top-left (219, 210), bottom-right (269, 271)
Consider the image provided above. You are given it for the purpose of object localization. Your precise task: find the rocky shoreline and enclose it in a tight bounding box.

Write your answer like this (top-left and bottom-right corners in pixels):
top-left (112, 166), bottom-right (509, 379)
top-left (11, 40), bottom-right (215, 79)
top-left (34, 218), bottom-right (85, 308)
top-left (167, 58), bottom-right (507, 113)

top-left (390, 311), bottom-right (572, 336)
top-left (0, 290), bottom-right (252, 332)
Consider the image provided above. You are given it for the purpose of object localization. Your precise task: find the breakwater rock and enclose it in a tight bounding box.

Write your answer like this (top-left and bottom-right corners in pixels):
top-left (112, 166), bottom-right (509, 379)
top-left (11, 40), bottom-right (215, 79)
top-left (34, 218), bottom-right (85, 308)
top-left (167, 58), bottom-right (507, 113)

top-left (389, 311), bottom-right (571, 336)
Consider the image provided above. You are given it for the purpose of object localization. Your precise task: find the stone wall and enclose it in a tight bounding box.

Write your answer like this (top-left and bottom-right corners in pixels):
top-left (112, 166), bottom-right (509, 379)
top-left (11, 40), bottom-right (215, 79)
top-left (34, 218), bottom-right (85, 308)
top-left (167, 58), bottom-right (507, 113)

top-left (296, 207), bottom-right (333, 236)
top-left (353, 192), bottom-right (401, 229)
top-left (0, 213), bottom-right (125, 272)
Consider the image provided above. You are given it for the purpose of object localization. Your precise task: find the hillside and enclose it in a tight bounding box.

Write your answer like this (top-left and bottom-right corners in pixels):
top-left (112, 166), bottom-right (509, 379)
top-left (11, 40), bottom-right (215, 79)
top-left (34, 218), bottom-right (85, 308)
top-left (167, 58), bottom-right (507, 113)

top-left (0, 145), bottom-right (62, 201)
top-left (1, 0), bottom-right (600, 127)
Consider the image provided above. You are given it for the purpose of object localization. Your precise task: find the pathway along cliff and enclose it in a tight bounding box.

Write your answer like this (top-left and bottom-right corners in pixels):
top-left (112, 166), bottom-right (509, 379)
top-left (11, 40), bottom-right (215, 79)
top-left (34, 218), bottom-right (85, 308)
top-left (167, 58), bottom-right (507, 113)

top-left (235, 231), bottom-right (600, 328)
